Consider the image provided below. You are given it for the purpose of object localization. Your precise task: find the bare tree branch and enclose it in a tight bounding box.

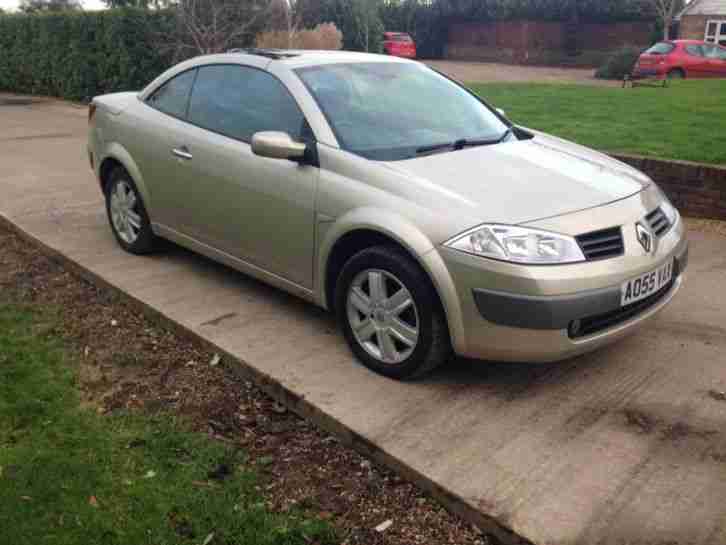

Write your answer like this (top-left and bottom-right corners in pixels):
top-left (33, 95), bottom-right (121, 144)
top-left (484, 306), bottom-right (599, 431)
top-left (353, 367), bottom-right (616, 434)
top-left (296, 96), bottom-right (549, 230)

top-left (159, 0), bottom-right (275, 59)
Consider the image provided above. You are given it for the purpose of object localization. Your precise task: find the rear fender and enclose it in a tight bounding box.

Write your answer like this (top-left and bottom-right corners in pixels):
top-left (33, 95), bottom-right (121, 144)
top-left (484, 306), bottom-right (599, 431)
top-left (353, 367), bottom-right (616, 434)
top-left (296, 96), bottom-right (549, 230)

top-left (99, 142), bottom-right (154, 219)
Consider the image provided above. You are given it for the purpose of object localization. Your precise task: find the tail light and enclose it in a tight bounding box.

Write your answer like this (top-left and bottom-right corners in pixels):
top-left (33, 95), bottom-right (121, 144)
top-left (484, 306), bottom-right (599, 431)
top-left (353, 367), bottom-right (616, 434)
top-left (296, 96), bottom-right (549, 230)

top-left (88, 102), bottom-right (97, 124)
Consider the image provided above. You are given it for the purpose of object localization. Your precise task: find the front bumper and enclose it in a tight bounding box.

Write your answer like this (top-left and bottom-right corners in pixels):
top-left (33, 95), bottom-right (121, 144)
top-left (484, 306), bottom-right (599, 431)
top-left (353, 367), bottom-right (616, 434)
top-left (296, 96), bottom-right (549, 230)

top-left (432, 189), bottom-right (688, 363)
top-left (472, 247), bottom-right (686, 332)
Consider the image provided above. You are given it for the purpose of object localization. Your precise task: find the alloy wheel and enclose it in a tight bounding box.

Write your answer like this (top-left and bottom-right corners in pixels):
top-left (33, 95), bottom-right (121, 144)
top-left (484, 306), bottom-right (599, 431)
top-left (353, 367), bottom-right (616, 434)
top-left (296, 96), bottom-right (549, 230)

top-left (346, 268), bottom-right (420, 364)
top-left (109, 180), bottom-right (142, 245)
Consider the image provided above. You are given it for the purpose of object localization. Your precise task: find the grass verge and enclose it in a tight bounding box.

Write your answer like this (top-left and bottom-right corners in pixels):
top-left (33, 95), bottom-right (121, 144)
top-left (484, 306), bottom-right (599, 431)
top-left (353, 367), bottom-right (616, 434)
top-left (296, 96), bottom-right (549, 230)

top-left (0, 302), bottom-right (335, 545)
top-left (470, 80), bottom-right (726, 165)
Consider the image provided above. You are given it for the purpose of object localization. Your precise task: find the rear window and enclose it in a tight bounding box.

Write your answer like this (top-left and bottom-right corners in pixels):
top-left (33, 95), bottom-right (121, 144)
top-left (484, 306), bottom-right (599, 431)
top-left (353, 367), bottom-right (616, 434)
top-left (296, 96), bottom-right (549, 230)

top-left (645, 42), bottom-right (675, 55)
top-left (387, 33), bottom-right (412, 42)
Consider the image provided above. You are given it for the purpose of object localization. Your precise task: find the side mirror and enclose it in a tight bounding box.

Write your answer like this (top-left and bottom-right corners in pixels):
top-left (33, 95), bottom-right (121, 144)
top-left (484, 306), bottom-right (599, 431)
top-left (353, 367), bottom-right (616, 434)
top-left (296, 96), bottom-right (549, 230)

top-left (496, 107), bottom-right (507, 118)
top-left (251, 131), bottom-right (307, 161)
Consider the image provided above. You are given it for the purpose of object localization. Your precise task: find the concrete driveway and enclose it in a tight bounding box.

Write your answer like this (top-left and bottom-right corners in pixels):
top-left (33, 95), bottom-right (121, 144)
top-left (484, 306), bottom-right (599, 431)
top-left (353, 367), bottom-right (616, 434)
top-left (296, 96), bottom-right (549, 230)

top-left (2, 95), bottom-right (726, 545)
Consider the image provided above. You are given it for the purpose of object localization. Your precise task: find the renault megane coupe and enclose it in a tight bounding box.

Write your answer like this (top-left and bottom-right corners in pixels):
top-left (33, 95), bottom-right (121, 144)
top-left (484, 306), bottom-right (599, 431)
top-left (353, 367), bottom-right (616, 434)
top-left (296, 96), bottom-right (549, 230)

top-left (88, 49), bottom-right (688, 379)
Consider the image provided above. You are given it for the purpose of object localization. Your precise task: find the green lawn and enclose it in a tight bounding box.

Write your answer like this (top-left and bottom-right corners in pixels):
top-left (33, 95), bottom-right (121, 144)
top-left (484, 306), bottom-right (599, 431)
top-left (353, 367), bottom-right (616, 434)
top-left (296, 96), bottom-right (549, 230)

top-left (470, 80), bottom-right (726, 166)
top-left (0, 303), bottom-right (335, 545)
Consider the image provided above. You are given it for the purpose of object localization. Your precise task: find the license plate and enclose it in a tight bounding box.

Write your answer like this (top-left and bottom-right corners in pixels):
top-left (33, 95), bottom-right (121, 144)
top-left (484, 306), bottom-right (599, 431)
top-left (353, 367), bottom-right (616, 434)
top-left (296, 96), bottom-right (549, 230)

top-left (621, 259), bottom-right (674, 307)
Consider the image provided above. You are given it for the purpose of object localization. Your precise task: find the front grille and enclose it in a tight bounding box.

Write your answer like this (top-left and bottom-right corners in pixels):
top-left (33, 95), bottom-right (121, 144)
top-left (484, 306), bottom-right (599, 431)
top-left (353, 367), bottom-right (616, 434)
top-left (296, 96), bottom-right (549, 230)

top-left (575, 227), bottom-right (624, 261)
top-left (645, 207), bottom-right (671, 237)
top-left (570, 271), bottom-right (678, 339)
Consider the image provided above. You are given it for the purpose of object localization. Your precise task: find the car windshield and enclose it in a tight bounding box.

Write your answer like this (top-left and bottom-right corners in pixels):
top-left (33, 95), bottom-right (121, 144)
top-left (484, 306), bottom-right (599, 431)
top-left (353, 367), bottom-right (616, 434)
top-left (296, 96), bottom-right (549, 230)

top-left (645, 42), bottom-right (675, 55)
top-left (295, 62), bottom-right (510, 161)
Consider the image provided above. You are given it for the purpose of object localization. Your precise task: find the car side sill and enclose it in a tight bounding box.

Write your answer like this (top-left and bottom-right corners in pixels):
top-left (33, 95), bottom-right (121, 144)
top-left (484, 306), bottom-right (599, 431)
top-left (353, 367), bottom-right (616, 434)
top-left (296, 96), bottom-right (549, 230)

top-left (152, 223), bottom-right (316, 304)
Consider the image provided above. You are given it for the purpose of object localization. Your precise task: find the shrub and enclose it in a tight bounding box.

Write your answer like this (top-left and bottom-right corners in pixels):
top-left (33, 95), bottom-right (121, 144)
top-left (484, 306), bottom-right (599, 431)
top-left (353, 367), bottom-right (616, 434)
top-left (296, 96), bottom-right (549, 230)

top-left (255, 22), bottom-right (342, 50)
top-left (310, 0), bottom-right (384, 53)
top-left (594, 45), bottom-right (642, 80)
top-left (0, 9), bottom-right (175, 101)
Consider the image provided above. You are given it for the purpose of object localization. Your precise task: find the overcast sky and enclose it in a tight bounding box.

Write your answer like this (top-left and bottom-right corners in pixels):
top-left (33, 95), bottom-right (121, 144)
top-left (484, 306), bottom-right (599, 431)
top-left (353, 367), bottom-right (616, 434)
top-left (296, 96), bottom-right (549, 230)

top-left (0, 0), bottom-right (106, 10)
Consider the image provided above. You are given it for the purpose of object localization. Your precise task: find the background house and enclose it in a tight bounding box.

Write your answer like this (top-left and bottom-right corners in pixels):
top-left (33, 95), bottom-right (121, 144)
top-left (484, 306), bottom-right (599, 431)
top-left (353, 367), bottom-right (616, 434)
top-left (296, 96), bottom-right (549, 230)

top-left (445, 20), bottom-right (654, 66)
top-left (677, 0), bottom-right (726, 45)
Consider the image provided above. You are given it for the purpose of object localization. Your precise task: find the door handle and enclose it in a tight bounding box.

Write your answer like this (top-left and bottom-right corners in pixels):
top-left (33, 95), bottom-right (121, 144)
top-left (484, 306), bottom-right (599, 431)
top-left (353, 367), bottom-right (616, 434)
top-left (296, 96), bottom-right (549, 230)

top-left (172, 147), bottom-right (193, 160)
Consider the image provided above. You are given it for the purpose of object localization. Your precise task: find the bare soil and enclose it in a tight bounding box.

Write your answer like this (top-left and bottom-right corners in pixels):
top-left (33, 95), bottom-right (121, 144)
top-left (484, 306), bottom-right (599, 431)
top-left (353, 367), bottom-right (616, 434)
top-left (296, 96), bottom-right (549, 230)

top-left (0, 225), bottom-right (491, 545)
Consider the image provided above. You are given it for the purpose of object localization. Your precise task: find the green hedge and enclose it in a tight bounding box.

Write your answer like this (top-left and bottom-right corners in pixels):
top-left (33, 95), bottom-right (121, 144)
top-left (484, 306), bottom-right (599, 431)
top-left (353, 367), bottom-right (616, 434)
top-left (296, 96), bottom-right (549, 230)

top-left (0, 9), bottom-right (175, 101)
top-left (379, 2), bottom-right (448, 59)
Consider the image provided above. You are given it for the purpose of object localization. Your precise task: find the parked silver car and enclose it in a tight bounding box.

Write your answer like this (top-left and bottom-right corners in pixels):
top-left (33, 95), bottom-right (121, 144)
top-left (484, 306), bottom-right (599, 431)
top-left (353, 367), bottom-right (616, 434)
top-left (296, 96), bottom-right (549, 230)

top-left (88, 49), bottom-right (688, 379)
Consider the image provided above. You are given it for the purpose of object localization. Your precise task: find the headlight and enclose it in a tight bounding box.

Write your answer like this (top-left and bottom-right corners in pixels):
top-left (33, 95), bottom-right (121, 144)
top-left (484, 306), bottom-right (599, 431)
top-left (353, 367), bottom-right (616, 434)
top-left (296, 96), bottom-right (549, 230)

top-left (444, 224), bottom-right (585, 264)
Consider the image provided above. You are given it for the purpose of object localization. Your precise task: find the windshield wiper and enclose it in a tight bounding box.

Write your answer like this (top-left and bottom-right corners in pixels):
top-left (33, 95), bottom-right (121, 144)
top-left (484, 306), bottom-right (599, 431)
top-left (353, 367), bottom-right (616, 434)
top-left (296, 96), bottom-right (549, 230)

top-left (415, 129), bottom-right (514, 156)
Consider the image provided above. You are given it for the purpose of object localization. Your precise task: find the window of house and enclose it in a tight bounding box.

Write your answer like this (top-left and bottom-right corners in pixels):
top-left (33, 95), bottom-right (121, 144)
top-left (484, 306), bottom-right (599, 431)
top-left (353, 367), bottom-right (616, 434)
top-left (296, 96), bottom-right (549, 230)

top-left (187, 65), bottom-right (307, 143)
top-left (705, 20), bottom-right (726, 45)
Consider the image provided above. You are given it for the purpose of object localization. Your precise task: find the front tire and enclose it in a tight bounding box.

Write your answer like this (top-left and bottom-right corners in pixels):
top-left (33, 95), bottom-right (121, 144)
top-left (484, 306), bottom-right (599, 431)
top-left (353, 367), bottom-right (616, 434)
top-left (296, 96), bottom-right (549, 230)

top-left (335, 245), bottom-right (451, 380)
top-left (105, 167), bottom-right (157, 255)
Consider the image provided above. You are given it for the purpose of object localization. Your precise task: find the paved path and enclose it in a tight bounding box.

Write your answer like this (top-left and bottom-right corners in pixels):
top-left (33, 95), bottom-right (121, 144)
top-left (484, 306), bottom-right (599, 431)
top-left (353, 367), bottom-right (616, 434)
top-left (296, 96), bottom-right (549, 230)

top-left (426, 61), bottom-right (615, 86)
top-left (3, 95), bottom-right (726, 545)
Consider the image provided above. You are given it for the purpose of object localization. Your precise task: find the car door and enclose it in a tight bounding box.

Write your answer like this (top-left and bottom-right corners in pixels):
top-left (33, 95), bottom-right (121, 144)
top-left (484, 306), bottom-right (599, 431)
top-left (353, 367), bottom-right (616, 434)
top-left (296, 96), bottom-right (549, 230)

top-left (702, 43), bottom-right (726, 77)
top-left (128, 68), bottom-right (198, 225)
top-left (683, 44), bottom-right (710, 77)
top-left (161, 63), bottom-right (318, 289)
top-left (716, 45), bottom-right (726, 77)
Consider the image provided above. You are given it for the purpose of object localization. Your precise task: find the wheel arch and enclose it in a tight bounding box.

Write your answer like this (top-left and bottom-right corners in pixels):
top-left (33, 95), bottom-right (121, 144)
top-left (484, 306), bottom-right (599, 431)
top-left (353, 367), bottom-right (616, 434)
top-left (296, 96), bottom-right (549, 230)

top-left (317, 208), bottom-right (467, 355)
top-left (98, 143), bottom-right (153, 219)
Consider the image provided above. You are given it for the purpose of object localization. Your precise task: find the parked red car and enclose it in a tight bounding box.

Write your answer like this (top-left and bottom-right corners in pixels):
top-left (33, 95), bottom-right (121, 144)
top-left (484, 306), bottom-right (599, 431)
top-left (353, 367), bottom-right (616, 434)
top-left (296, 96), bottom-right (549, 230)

top-left (633, 39), bottom-right (726, 79)
top-left (383, 32), bottom-right (416, 58)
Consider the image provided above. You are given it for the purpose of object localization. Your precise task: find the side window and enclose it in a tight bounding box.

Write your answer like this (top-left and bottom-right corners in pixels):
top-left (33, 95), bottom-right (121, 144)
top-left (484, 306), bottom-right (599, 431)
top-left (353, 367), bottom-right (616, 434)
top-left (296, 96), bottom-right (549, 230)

top-left (147, 69), bottom-right (197, 119)
top-left (703, 44), bottom-right (718, 59)
top-left (187, 65), bottom-right (307, 143)
top-left (718, 47), bottom-right (726, 60)
top-left (685, 45), bottom-right (704, 57)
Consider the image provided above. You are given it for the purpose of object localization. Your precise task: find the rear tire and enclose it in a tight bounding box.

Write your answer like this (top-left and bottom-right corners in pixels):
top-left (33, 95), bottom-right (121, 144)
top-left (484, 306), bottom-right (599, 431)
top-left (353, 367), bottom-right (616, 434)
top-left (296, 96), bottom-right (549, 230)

top-left (104, 167), bottom-right (157, 255)
top-left (335, 245), bottom-right (451, 380)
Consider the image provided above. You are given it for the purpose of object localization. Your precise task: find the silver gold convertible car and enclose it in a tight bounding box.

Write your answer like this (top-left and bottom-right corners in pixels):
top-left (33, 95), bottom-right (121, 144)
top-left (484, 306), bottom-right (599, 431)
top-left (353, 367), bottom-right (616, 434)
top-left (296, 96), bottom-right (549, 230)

top-left (88, 49), bottom-right (688, 380)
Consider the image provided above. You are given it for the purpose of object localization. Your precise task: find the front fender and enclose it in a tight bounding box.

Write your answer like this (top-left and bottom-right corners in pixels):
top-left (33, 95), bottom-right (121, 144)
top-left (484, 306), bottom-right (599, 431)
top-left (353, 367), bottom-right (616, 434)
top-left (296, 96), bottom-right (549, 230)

top-left (99, 142), bottom-right (154, 219)
top-left (316, 207), bottom-right (468, 355)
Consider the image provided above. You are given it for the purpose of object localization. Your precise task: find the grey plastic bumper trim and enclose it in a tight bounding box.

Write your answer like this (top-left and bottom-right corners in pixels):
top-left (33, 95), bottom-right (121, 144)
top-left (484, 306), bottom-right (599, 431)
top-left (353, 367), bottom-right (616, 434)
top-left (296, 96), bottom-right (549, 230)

top-left (473, 245), bottom-right (688, 330)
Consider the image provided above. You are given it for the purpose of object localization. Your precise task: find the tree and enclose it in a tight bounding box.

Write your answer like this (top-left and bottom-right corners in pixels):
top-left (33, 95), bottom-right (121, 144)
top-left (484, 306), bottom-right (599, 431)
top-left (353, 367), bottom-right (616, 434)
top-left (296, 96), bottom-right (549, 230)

top-left (19, 0), bottom-right (81, 12)
top-left (102, 0), bottom-right (175, 10)
top-left (644, 0), bottom-right (684, 39)
top-left (167, 0), bottom-right (274, 56)
top-left (317, 0), bottom-right (384, 52)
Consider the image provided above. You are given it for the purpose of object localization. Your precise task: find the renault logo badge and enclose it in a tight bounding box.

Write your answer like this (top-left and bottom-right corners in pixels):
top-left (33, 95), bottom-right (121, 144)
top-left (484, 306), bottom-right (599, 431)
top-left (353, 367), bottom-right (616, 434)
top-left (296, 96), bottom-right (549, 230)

top-left (636, 223), bottom-right (653, 253)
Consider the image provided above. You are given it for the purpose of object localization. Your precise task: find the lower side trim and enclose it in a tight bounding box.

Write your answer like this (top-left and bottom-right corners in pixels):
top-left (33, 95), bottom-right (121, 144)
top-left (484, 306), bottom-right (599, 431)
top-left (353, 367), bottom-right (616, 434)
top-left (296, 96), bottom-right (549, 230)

top-left (152, 223), bottom-right (316, 303)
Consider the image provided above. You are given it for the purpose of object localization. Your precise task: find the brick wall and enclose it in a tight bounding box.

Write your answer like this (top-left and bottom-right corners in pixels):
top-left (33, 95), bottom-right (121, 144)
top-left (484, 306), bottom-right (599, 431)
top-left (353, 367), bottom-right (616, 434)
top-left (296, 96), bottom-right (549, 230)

top-left (611, 153), bottom-right (726, 220)
top-left (680, 15), bottom-right (709, 40)
top-left (446, 20), bottom-right (654, 66)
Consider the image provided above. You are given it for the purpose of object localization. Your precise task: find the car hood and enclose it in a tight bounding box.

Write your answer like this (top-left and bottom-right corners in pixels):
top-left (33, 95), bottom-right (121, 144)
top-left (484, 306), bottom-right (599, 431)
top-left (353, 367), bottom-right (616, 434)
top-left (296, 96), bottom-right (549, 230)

top-left (379, 131), bottom-right (651, 226)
